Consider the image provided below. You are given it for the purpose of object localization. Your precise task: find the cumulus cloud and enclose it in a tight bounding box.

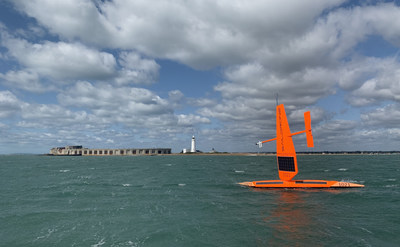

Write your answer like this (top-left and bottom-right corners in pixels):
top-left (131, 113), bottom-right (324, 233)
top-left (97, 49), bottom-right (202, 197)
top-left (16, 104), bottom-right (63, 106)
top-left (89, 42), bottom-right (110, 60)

top-left (9, 1), bottom-right (400, 75)
top-left (343, 57), bottom-right (400, 106)
top-left (3, 0), bottom-right (400, 152)
top-left (0, 91), bottom-right (22, 118)
top-left (361, 104), bottom-right (400, 129)
top-left (0, 69), bottom-right (51, 92)
top-left (309, 119), bottom-right (358, 150)
top-left (194, 3), bottom-right (400, 147)
top-left (12, 0), bottom-right (345, 69)
top-left (177, 114), bottom-right (210, 126)
top-left (2, 34), bottom-right (116, 81)
top-left (0, 90), bottom-right (102, 140)
top-left (10, 1), bottom-right (400, 99)
top-left (115, 51), bottom-right (160, 85)
top-left (1, 33), bottom-right (161, 88)
top-left (199, 63), bottom-right (336, 124)
top-left (12, 0), bottom-right (111, 45)
top-left (20, 103), bottom-right (90, 126)
top-left (0, 84), bottom-right (209, 149)
top-left (58, 81), bottom-right (209, 129)
top-left (58, 81), bottom-right (171, 115)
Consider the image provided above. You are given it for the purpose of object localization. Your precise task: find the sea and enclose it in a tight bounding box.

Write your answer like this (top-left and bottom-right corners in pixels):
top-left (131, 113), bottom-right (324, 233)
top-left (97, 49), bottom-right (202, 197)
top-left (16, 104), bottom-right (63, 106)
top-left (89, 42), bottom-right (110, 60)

top-left (0, 154), bottom-right (399, 246)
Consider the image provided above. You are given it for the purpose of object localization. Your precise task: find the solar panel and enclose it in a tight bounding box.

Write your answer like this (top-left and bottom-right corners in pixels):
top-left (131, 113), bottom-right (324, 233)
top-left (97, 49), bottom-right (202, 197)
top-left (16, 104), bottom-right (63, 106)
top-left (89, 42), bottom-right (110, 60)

top-left (295, 181), bottom-right (327, 184)
top-left (256, 181), bottom-right (284, 185)
top-left (278, 156), bottom-right (295, 171)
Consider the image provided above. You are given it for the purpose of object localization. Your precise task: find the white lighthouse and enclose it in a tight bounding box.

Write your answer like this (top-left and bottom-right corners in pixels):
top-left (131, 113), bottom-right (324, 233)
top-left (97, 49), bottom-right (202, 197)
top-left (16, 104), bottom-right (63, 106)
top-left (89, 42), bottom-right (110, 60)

top-left (190, 135), bottom-right (196, 153)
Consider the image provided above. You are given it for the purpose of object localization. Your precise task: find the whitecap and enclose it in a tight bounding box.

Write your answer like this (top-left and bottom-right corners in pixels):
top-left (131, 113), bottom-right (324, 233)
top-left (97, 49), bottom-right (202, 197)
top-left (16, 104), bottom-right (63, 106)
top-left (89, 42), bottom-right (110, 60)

top-left (360, 227), bottom-right (372, 234)
top-left (387, 178), bottom-right (396, 181)
top-left (91, 238), bottom-right (106, 247)
top-left (34, 228), bottom-right (56, 241)
top-left (235, 170), bottom-right (245, 173)
top-left (178, 183), bottom-right (186, 186)
top-left (338, 168), bottom-right (347, 171)
top-left (340, 179), bottom-right (358, 183)
top-left (122, 184), bottom-right (132, 187)
top-left (59, 169), bottom-right (70, 172)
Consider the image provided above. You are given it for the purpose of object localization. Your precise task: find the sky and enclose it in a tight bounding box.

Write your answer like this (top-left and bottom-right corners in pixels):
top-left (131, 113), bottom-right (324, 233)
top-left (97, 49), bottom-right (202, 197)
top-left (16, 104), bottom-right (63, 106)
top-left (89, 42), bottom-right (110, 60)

top-left (1, 0), bottom-right (400, 154)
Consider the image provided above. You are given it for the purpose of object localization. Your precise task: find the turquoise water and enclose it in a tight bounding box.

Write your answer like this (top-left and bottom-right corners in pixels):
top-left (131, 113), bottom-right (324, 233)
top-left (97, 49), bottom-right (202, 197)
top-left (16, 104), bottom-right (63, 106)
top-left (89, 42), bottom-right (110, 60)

top-left (0, 155), bottom-right (399, 246)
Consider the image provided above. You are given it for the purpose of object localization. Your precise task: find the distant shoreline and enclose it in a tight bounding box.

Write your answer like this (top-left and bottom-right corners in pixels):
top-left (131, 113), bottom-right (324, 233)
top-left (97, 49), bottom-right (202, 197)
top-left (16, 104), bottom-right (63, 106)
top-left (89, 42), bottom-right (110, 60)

top-left (170, 151), bottom-right (400, 156)
top-left (5, 151), bottom-right (398, 156)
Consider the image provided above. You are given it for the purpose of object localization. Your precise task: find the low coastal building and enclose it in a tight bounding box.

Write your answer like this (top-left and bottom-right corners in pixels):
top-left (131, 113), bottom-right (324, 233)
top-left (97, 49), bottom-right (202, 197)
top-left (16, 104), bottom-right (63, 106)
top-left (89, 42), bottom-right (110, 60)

top-left (50, 145), bottom-right (171, 156)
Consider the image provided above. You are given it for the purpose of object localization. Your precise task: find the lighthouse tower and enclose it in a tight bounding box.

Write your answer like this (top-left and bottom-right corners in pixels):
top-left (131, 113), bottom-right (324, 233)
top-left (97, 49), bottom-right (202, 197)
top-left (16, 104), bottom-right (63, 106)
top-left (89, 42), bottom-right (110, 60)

top-left (191, 136), bottom-right (196, 153)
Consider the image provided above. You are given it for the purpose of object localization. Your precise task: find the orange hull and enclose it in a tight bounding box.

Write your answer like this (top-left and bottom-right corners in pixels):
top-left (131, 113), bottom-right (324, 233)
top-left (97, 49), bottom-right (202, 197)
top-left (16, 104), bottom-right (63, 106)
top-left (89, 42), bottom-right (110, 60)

top-left (239, 180), bottom-right (364, 188)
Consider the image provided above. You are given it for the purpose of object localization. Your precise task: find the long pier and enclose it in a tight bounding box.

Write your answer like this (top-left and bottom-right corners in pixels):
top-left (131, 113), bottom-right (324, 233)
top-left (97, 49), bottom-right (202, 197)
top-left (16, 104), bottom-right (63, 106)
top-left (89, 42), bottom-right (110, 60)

top-left (50, 146), bottom-right (171, 156)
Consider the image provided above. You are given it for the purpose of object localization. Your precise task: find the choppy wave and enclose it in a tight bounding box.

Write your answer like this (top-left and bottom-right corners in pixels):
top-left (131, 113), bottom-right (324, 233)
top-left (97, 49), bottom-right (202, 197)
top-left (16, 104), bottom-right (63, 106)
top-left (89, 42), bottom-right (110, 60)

top-left (91, 238), bottom-right (106, 247)
top-left (1, 154), bottom-right (398, 246)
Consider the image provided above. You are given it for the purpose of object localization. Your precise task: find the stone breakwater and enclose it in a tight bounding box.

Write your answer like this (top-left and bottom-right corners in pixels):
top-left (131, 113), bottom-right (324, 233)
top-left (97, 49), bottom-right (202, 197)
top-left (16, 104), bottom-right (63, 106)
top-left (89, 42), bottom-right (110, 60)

top-left (50, 145), bottom-right (171, 156)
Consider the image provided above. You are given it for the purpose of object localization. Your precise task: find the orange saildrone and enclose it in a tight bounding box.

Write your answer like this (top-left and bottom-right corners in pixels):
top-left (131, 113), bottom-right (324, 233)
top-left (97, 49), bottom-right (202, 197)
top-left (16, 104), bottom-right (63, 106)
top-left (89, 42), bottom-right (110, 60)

top-left (239, 104), bottom-right (364, 188)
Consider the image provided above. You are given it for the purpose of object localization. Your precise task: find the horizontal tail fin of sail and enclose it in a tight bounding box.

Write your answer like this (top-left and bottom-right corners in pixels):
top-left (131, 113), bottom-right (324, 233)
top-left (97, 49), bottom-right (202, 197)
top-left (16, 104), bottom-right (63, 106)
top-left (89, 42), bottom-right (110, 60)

top-left (304, 111), bottom-right (314, 148)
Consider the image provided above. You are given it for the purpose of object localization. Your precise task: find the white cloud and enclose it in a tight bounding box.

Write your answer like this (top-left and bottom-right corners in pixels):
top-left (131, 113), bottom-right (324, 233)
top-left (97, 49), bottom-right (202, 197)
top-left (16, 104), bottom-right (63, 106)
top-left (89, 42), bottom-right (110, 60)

top-left (12, 0), bottom-right (111, 45)
top-left (311, 119), bottom-right (359, 150)
top-left (361, 104), bottom-right (400, 129)
top-left (115, 51), bottom-right (160, 85)
top-left (0, 82), bottom-right (211, 150)
top-left (0, 91), bottom-right (22, 118)
top-left (58, 81), bottom-right (209, 130)
top-left (345, 58), bottom-right (400, 106)
top-left (58, 81), bottom-right (171, 115)
top-left (9, 1), bottom-right (400, 74)
top-left (2, 35), bottom-right (116, 81)
top-left (200, 63), bottom-right (336, 123)
top-left (168, 90), bottom-right (184, 102)
top-left (187, 97), bottom-right (216, 107)
top-left (331, 56), bottom-right (400, 106)
top-left (0, 69), bottom-right (51, 92)
top-left (177, 114), bottom-right (210, 126)
top-left (1, 33), bottom-right (161, 88)
top-left (21, 103), bottom-right (88, 123)
top-left (195, 3), bottom-right (400, 139)
top-left (305, 3), bottom-right (400, 62)
top-left (3, 1), bottom-right (400, 152)
top-left (12, 0), bottom-right (345, 69)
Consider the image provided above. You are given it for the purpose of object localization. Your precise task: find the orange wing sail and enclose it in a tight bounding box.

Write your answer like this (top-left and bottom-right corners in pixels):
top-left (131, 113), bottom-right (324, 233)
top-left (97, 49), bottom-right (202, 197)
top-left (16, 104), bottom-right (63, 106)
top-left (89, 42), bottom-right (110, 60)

top-left (276, 104), bottom-right (298, 181)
